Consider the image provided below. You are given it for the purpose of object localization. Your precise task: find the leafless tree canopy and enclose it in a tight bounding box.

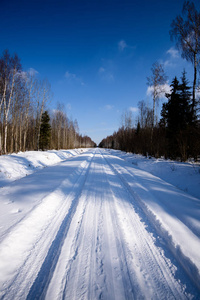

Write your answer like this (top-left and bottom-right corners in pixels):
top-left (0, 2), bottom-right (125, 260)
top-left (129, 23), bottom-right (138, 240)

top-left (170, 1), bottom-right (200, 111)
top-left (147, 62), bottom-right (167, 127)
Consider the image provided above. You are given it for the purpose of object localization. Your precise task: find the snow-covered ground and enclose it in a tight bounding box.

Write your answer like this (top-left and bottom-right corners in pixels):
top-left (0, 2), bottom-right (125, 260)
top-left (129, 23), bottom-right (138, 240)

top-left (0, 148), bottom-right (86, 187)
top-left (0, 148), bottom-right (199, 299)
top-left (109, 149), bottom-right (200, 200)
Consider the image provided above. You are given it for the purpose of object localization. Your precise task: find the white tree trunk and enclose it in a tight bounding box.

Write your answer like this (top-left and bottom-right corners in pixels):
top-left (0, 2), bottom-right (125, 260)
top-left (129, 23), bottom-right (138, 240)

top-left (3, 69), bottom-right (16, 154)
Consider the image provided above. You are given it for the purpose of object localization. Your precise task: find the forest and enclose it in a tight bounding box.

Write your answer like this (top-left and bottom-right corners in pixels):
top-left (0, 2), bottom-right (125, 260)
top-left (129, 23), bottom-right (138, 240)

top-left (0, 50), bottom-right (96, 155)
top-left (99, 1), bottom-right (200, 161)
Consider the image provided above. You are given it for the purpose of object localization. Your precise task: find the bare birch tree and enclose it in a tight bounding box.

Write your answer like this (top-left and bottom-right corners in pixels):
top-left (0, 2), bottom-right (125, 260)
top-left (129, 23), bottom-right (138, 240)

top-left (147, 62), bottom-right (167, 152)
top-left (0, 51), bottom-right (21, 154)
top-left (22, 71), bottom-right (35, 151)
top-left (170, 1), bottom-right (200, 117)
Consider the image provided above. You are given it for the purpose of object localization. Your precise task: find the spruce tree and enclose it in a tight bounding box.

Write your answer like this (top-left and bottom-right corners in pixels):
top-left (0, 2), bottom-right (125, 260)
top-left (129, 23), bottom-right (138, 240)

top-left (166, 77), bottom-right (181, 158)
top-left (160, 73), bottom-right (192, 160)
top-left (39, 111), bottom-right (51, 150)
top-left (179, 70), bottom-right (193, 126)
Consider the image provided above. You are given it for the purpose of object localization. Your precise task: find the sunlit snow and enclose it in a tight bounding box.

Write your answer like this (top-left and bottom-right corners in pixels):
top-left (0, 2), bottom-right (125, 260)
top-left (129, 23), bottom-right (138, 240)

top-left (0, 148), bottom-right (199, 299)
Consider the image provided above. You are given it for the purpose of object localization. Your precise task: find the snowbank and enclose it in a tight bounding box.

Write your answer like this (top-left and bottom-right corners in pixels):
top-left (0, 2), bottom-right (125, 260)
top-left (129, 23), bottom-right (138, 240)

top-left (0, 149), bottom-right (87, 187)
top-left (0, 149), bottom-right (199, 201)
top-left (109, 150), bottom-right (200, 200)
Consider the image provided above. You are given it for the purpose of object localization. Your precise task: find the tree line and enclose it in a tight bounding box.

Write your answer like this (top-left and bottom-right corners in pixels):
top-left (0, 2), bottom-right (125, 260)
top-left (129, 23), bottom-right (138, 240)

top-left (99, 1), bottom-right (200, 161)
top-left (0, 50), bottom-right (96, 154)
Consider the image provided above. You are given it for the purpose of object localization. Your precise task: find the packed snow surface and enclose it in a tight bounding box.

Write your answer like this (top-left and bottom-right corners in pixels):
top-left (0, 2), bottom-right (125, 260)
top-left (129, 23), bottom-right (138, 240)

top-left (0, 148), bottom-right (199, 299)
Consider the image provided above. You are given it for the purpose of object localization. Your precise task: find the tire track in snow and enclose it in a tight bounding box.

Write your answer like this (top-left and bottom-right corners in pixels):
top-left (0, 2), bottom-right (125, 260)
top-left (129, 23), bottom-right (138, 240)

top-left (0, 152), bottom-right (94, 300)
top-left (46, 152), bottom-right (110, 299)
top-left (0, 154), bottom-right (90, 243)
top-left (46, 148), bottom-right (197, 299)
top-left (46, 151), bottom-right (127, 299)
top-left (101, 149), bottom-right (199, 297)
top-left (27, 152), bottom-right (95, 300)
top-left (99, 152), bottom-right (180, 298)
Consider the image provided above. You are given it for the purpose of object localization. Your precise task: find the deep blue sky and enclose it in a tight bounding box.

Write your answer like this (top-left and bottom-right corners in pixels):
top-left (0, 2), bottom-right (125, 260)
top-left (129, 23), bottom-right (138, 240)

top-left (1, 0), bottom-right (199, 144)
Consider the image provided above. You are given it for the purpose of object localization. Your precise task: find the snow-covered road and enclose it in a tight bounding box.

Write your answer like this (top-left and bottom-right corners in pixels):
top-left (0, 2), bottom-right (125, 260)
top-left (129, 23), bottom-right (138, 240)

top-left (0, 148), bottom-right (199, 299)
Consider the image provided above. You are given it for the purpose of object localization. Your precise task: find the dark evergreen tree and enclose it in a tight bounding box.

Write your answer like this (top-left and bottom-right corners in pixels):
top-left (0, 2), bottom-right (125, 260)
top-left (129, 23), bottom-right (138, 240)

top-left (159, 103), bottom-right (168, 128)
top-left (39, 111), bottom-right (51, 150)
top-left (165, 77), bottom-right (181, 158)
top-left (179, 70), bottom-right (193, 125)
top-left (160, 72), bottom-right (192, 160)
top-left (166, 77), bottom-right (180, 129)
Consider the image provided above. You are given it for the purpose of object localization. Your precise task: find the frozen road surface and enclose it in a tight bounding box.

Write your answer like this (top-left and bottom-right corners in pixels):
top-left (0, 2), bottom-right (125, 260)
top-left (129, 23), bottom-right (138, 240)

top-left (0, 148), bottom-right (200, 299)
